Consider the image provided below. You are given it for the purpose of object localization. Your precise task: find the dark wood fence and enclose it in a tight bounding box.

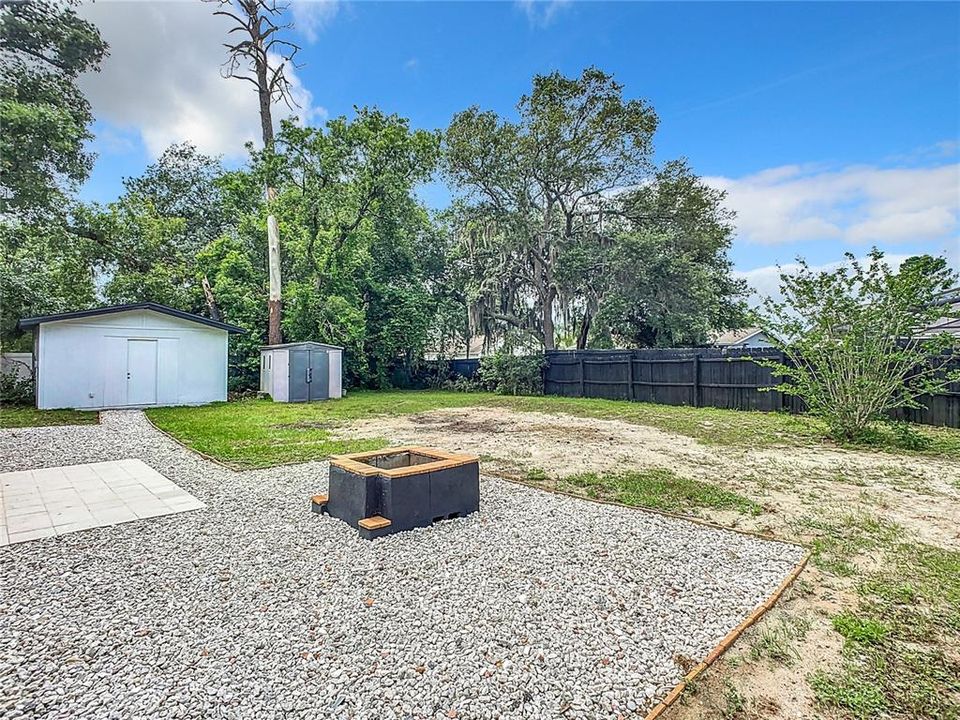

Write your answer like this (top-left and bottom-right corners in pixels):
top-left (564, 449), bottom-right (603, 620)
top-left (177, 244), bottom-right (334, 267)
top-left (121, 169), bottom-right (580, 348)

top-left (543, 348), bottom-right (960, 428)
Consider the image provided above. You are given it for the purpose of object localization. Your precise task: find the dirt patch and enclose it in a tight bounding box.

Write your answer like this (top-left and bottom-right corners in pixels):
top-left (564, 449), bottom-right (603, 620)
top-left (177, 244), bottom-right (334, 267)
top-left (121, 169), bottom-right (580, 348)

top-left (335, 403), bottom-right (960, 720)
top-left (337, 405), bottom-right (960, 547)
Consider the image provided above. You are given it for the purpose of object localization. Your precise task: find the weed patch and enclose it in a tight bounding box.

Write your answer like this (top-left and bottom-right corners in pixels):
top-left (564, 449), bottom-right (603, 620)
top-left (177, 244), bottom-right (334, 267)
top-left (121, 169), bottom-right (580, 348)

top-left (553, 468), bottom-right (762, 516)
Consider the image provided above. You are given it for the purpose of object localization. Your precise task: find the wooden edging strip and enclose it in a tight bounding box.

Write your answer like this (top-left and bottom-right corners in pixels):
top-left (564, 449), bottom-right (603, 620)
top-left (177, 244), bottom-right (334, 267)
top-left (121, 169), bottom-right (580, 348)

top-left (142, 413), bottom-right (246, 472)
top-left (485, 471), bottom-right (812, 719)
top-left (643, 551), bottom-right (811, 720)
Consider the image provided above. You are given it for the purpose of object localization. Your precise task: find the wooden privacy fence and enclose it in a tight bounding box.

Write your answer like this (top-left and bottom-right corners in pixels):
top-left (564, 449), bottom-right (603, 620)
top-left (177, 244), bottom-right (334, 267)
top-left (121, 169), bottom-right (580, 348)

top-left (543, 348), bottom-right (960, 428)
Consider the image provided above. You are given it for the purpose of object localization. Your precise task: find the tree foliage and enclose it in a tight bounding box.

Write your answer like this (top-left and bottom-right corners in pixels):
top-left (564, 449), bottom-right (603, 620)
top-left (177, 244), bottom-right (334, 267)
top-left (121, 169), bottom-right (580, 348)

top-left (0, 0), bottom-right (107, 220)
top-left (0, 1), bottom-right (754, 393)
top-left (757, 250), bottom-right (959, 440)
top-left (444, 68), bottom-right (745, 351)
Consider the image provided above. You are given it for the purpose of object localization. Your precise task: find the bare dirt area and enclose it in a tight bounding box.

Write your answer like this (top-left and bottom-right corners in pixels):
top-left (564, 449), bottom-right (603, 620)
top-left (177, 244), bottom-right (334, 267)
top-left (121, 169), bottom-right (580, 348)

top-left (336, 405), bottom-right (960, 548)
top-left (336, 405), bottom-right (960, 720)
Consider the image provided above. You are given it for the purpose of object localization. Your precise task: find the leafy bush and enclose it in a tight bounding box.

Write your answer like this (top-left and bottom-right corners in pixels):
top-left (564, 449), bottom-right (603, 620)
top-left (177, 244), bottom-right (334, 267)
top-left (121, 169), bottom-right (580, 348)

top-left (442, 376), bottom-right (481, 393)
top-left (0, 371), bottom-right (34, 406)
top-left (476, 353), bottom-right (546, 395)
top-left (758, 251), bottom-right (959, 441)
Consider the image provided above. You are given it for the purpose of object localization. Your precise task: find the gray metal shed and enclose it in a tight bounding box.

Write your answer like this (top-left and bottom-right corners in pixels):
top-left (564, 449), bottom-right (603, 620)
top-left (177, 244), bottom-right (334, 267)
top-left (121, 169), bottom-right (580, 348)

top-left (260, 342), bottom-right (343, 402)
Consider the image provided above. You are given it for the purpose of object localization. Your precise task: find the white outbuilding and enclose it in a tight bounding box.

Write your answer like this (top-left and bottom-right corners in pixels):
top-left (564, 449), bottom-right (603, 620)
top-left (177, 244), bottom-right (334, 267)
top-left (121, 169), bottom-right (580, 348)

top-left (18, 303), bottom-right (245, 410)
top-left (260, 342), bottom-right (343, 402)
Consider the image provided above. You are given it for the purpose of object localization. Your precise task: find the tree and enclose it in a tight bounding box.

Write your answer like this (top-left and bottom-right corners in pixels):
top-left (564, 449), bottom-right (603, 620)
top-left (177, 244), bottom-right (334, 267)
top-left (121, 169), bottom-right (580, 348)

top-left (444, 68), bottom-right (744, 351)
top-left (562, 160), bottom-right (748, 347)
top-left (757, 250), bottom-right (960, 441)
top-left (209, 0), bottom-right (302, 344)
top-left (0, 0), bottom-right (107, 220)
top-left (445, 67), bottom-right (658, 350)
top-left (0, 0), bottom-right (107, 351)
top-left (263, 112), bottom-right (442, 385)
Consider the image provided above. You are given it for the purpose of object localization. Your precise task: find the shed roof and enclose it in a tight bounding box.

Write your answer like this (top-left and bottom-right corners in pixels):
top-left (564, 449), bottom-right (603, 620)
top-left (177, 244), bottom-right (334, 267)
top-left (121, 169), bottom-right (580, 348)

top-left (261, 341), bottom-right (344, 351)
top-left (17, 302), bottom-right (246, 334)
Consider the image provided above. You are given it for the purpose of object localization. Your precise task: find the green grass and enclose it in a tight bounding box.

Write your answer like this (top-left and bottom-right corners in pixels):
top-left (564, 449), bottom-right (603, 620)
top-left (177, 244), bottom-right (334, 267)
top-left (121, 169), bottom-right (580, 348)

top-left (748, 614), bottom-right (812, 666)
top-left (144, 389), bottom-right (960, 469)
top-left (0, 407), bottom-right (99, 428)
top-left (812, 541), bottom-right (960, 720)
top-left (832, 612), bottom-right (890, 645)
top-left (795, 512), bottom-right (903, 577)
top-left (549, 467), bottom-right (762, 516)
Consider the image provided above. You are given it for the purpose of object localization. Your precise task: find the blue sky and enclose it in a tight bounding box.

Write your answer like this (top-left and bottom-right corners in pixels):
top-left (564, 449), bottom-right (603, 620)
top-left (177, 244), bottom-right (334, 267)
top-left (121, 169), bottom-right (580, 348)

top-left (78, 1), bottom-right (959, 300)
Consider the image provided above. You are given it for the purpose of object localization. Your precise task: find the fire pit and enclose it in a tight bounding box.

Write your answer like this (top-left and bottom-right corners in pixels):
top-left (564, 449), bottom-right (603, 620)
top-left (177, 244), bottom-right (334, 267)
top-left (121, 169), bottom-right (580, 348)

top-left (311, 446), bottom-right (480, 539)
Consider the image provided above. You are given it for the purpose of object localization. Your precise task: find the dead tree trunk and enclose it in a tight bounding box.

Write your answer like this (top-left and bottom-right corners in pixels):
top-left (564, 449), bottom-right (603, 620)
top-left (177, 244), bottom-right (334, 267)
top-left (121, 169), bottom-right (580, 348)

top-left (210, 0), bottom-right (300, 345)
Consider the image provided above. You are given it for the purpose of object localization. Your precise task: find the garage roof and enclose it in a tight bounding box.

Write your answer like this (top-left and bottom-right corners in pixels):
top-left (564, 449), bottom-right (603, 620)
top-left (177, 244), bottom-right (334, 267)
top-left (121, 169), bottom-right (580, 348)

top-left (18, 302), bottom-right (247, 334)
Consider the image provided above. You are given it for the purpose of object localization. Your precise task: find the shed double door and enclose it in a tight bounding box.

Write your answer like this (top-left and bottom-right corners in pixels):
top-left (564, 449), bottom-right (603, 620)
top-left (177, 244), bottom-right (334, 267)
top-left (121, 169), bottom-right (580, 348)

top-left (289, 348), bottom-right (329, 402)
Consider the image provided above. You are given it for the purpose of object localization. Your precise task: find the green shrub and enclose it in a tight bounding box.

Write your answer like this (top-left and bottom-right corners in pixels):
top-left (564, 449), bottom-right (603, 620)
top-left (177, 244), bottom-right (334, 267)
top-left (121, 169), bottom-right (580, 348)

top-left (476, 353), bottom-right (546, 395)
top-left (0, 370), bottom-right (34, 406)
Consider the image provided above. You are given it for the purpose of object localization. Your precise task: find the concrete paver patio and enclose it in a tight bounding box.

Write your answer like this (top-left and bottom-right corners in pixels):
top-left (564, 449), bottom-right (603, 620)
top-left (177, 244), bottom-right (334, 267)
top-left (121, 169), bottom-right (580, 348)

top-left (0, 458), bottom-right (204, 546)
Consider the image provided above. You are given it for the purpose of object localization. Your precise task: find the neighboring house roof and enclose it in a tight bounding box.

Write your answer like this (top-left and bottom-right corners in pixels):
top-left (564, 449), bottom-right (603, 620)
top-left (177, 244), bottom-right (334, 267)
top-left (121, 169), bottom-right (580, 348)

top-left (17, 302), bottom-right (247, 334)
top-left (917, 287), bottom-right (960, 339)
top-left (711, 327), bottom-right (768, 346)
top-left (932, 287), bottom-right (960, 309)
top-left (425, 334), bottom-right (504, 360)
top-left (915, 317), bottom-right (960, 339)
top-left (261, 341), bottom-right (344, 351)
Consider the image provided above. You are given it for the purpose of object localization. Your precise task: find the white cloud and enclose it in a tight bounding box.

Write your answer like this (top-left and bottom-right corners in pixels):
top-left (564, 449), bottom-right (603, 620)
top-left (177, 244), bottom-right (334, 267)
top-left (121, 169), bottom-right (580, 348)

top-left (290, 0), bottom-right (339, 43)
top-left (516, 0), bottom-right (571, 27)
top-left (707, 162), bottom-right (960, 247)
top-left (735, 253), bottom-right (918, 306)
top-left (78, 1), bottom-right (323, 159)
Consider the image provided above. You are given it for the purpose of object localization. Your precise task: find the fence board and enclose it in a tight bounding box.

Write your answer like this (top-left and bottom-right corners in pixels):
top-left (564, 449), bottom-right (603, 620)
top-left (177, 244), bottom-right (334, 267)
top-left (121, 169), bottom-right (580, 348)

top-left (542, 349), bottom-right (960, 428)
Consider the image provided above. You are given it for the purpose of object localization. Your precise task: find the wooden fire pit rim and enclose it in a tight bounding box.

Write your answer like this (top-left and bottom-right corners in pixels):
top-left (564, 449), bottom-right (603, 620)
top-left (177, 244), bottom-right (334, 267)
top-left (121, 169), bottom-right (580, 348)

top-left (329, 446), bottom-right (480, 478)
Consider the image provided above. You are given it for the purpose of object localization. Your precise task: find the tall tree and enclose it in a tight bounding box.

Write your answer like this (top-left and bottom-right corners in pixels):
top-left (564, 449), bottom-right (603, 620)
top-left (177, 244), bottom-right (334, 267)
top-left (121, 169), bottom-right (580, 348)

top-left (0, 0), bottom-right (107, 220)
top-left (0, 0), bottom-right (107, 351)
top-left (445, 68), bottom-right (657, 349)
top-left (561, 160), bottom-right (748, 347)
top-left (209, 0), bottom-right (301, 344)
top-left (445, 68), bottom-right (745, 351)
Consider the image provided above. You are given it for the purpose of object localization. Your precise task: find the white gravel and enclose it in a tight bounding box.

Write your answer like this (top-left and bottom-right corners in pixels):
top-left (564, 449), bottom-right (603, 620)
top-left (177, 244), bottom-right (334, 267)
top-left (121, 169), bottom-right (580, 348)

top-left (0, 411), bottom-right (805, 720)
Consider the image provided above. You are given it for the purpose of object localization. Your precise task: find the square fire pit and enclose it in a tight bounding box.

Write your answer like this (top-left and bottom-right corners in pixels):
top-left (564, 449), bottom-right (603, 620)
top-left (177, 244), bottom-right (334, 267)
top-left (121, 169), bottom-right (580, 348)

top-left (312, 446), bottom-right (480, 539)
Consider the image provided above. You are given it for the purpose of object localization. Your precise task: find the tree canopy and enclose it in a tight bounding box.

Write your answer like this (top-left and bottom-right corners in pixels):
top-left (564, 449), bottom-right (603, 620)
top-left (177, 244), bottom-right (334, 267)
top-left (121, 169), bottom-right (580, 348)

top-left (445, 67), bottom-right (746, 351)
top-left (0, 2), bottom-right (757, 388)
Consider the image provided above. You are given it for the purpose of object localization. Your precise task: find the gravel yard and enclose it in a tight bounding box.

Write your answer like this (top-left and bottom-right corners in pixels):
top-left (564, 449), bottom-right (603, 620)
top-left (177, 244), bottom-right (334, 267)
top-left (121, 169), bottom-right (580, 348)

top-left (0, 411), bottom-right (805, 720)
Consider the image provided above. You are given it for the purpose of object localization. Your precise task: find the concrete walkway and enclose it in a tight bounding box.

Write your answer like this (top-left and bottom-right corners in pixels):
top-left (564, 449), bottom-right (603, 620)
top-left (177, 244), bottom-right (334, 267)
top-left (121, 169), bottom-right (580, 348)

top-left (0, 458), bottom-right (204, 545)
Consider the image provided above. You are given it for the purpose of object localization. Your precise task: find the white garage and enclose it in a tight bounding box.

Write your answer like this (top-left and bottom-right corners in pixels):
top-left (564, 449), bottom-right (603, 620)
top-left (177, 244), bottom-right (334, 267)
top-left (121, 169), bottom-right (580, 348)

top-left (18, 303), bottom-right (245, 410)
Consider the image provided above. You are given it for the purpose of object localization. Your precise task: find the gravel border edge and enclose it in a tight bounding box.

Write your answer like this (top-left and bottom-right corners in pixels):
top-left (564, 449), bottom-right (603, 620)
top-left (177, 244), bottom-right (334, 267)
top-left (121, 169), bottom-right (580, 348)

top-left (643, 551), bottom-right (812, 720)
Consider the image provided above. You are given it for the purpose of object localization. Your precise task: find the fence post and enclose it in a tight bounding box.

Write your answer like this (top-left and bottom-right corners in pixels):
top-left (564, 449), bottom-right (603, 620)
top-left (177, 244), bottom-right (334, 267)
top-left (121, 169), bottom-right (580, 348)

top-left (627, 355), bottom-right (634, 401)
top-left (578, 356), bottom-right (585, 397)
top-left (692, 353), bottom-right (701, 407)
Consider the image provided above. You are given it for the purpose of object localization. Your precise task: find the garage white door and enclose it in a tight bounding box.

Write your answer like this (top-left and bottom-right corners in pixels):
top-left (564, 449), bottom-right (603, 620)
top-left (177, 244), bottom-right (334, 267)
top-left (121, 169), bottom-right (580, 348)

top-left (126, 339), bottom-right (158, 405)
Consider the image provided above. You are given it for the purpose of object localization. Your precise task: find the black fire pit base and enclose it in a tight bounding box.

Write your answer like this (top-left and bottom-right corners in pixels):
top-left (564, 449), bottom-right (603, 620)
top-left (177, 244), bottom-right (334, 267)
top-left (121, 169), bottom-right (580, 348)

top-left (311, 447), bottom-right (480, 539)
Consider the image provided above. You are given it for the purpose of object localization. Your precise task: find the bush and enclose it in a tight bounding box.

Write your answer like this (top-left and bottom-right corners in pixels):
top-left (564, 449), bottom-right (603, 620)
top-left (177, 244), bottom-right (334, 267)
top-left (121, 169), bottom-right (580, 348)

top-left (442, 376), bottom-right (481, 393)
top-left (476, 353), bottom-right (546, 395)
top-left (758, 250), bottom-right (959, 441)
top-left (0, 371), bottom-right (34, 406)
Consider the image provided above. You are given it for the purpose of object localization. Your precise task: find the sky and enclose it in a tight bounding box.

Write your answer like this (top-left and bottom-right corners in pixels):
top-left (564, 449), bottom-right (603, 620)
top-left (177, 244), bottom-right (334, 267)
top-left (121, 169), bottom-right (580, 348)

top-left (76, 0), bottom-right (960, 302)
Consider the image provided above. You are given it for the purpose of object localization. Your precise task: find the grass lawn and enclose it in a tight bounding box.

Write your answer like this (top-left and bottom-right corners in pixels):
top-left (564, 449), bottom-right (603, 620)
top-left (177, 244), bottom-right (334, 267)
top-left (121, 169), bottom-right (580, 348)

top-left (0, 407), bottom-right (99, 428)
top-left (530, 467), bottom-right (762, 517)
top-left (146, 389), bottom-right (960, 469)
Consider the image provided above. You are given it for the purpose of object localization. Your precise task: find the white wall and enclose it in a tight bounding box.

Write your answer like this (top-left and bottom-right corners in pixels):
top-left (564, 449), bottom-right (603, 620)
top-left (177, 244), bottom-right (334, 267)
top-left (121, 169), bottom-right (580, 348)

top-left (328, 348), bottom-right (342, 399)
top-left (37, 310), bottom-right (228, 410)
